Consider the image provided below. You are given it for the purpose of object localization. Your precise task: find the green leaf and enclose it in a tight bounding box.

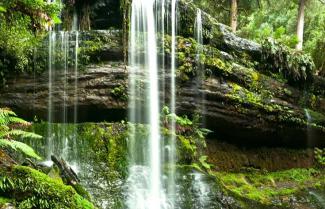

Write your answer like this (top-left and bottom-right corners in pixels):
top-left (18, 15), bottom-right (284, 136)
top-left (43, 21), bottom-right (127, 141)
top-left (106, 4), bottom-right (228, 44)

top-left (0, 6), bottom-right (6, 13)
top-left (4, 130), bottom-right (42, 140)
top-left (0, 139), bottom-right (42, 160)
top-left (199, 155), bottom-right (212, 170)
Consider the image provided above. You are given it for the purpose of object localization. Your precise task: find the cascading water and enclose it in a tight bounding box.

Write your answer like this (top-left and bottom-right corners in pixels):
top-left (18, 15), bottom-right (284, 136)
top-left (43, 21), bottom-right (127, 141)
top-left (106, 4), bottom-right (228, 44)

top-left (168, 0), bottom-right (177, 205)
top-left (304, 108), bottom-right (314, 146)
top-left (194, 8), bottom-right (206, 127)
top-left (43, 1), bottom-right (80, 169)
top-left (47, 30), bottom-right (56, 162)
top-left (127, 0), bottom-right (179, 208)
top-left (127, 0), bottom-right (163, 208)
top-left (61, 31), bottom-right (69, 159)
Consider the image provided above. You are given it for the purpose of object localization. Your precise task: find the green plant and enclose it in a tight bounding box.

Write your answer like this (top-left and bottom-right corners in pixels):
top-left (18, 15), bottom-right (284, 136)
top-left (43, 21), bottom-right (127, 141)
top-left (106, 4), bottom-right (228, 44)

top-left (161, 106), bottom-right (211, 166)
top-left (0, 108), bottom-right (42, 160)
top-left (261, 38), bottom-right (315, 85)
top-left (0, 0), bottom-right (61, 85)
top-left (0, 166), bottom-right (95, 209)
top-left (314, 148), bottom-right (325, 167)
top-left (111, 85), bottom-right (128, 101)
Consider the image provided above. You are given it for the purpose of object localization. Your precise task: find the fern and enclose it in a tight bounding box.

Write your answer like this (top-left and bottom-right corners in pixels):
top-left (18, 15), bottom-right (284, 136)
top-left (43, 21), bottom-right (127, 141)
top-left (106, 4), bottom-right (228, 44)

top-left (0, 139), bottom-right (41, 160)
top-left (2, 130), bottom-right (42, 140)
top-left (0, 108), bottom-right (42, 160)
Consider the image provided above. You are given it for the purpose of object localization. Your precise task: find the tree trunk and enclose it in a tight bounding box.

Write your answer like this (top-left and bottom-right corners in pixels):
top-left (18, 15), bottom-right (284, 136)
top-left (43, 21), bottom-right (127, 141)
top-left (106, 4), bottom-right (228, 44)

top-left (230, 0), bottom-right (238, 32)
top-left (80, 2), bottom-right (91, 30)
top-left (296, 0), bottom-right (305, 50)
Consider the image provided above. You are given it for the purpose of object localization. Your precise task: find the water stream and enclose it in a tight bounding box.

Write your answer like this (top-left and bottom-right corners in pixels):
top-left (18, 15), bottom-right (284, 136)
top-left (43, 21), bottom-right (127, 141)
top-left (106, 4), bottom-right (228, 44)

top-left (30, 1), bottom-right (222, 208)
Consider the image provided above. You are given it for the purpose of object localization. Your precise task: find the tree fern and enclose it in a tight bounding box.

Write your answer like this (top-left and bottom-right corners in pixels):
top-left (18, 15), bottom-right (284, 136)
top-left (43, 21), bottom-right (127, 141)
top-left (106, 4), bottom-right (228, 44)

top-left (0, 108), bottom-right (42, 160)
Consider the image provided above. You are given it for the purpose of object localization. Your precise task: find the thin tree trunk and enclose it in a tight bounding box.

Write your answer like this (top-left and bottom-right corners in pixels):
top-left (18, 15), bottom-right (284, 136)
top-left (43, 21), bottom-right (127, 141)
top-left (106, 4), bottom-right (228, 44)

top-left (230, 0), bottom-right (238, 33)
top-left (296, 0), bottom-right (305, 50)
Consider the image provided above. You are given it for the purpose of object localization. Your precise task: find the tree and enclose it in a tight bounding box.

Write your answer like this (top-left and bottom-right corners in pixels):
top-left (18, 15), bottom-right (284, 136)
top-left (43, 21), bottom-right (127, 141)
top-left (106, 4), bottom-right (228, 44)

top-left (296, 0), bottom-right (306, 50)
top-left (230, 0), bottom-right (238, 32)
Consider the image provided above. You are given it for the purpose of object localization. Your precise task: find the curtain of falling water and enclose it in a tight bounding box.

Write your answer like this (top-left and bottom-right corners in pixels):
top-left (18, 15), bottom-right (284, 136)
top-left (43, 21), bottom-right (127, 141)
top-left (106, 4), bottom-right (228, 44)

top-left (168, 0), bottom-right (177, 206)
top-left (127, 0), bottom-right (178, 208)
top-left (127, 0), bottom-right (166, 208)
top-left (195, 9), bottom-right (206, 126)
top-left (61, 31), bottom-right (69, 160)
top-left (47, 30), bottom-right (55, 161)
top-left (73, 31), bottom-right (79, 162)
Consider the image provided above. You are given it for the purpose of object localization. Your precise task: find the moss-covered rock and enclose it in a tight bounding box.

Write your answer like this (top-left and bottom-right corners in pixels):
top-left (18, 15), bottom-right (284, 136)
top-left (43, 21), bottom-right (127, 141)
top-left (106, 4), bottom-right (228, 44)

top-left (0, 165), bottom-right (96, 209)
top-left (214, 168), bottom-right (325, 208)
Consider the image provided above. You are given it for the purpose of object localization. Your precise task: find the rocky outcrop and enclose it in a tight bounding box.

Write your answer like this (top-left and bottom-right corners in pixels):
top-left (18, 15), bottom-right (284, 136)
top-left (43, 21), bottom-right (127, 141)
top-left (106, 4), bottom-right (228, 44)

top-left (0, 63), bottom-right (127, 122)
top-left (0, 5), bottom-right (325, 147)
top-left (0, 59), bottom-right (324, 147)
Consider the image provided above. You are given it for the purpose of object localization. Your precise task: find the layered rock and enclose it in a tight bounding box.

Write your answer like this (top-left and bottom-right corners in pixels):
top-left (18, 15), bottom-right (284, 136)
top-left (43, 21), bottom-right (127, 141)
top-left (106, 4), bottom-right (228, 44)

top-left (0, 4), bottom-right (325, 147)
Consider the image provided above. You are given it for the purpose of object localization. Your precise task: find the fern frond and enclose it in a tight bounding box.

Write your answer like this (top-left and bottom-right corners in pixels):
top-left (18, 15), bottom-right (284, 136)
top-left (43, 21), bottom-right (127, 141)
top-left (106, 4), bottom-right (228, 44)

top-left (0, 139), bottom-right (42, 160)
top-left (0, 130), bottom-right (42, 140)
top-left (0, 108), bottom-right (29, 126)
top-left (8, 116), bottom-right (29, 125)
top-left (4, 130), bottom-right (42, 140)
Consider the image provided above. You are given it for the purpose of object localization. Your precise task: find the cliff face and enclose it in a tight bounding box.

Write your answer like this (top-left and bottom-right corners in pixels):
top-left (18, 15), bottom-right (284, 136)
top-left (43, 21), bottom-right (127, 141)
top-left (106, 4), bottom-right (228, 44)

top-left (0, 2), bottom-right (325, 147)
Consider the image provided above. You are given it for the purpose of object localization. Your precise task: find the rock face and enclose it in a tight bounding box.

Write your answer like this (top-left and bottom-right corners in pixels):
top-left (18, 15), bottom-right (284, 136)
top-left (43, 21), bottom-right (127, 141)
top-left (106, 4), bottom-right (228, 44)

top-left (0, 5), bottom-right (325, 147)
top-left (0, 63), bottom-right (127, 123)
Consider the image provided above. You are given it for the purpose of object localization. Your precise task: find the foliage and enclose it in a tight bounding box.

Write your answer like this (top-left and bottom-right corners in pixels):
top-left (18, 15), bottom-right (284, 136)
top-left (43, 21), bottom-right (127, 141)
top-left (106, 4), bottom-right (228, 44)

top-left (313, 39), bottom-right (325, 76)
top-left (0, 108), bottom-right (42, 160)
top-left (261, 38), bottom-right (315, 85)
top-left (214, 168), bottom-right (324, 206)
top-left (0, 0), bottom-right (61, 85)
top-left (111, 85), bottom-right (128, 101)
top-left (314, 148), bottom-right (325, 167)
top-left (0, 166), bottom-right (95, 209)
top-left (161, 106), bottom-right (211, 166)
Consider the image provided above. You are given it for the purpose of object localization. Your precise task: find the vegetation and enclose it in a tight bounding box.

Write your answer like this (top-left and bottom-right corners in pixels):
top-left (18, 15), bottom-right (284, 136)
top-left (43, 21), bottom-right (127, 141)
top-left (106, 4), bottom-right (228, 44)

top-left (0, 108), bottom-right (42, 160)
top-left (214, 168), bottom-right (325, 206)
top-left (194, 0), bottom-right (325, 76)
top-left (0, 0), bottom-right (61, 85)
top-left (0, 166), bottom-right (95, 209)
top-left (161, 106), bottom-right (211, 168)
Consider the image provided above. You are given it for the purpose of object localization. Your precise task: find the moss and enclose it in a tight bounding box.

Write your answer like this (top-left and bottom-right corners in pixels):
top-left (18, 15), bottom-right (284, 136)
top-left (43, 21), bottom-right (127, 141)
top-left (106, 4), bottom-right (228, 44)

top-left (111, 85), bottom-right (128, 101)
top-left (214, 168), bottom-right (325, 206)
top-left (307, 109), bottom-right (325, 124)
top-left (0, 166), bottom-right (95, 209)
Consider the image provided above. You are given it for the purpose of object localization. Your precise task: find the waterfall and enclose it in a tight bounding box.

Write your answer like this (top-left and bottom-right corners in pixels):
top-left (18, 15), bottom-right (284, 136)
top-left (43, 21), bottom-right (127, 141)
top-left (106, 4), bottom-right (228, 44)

top-left (44, 3), bottom-right (80, 169)
top-left (195, 9), bottom-right (205, 126)
top-left (127, 0), bottom-right (178, 208)
top-left (61, 31), bottom-right (69, 159)
top-left (127, 0), bottom-right (162, 208)
top-left (168, 0), bottom-right (178, 205)
top-left (47, 30), bottom-right (56, 161)
top-left (304, 108), bottom-right (314, 146)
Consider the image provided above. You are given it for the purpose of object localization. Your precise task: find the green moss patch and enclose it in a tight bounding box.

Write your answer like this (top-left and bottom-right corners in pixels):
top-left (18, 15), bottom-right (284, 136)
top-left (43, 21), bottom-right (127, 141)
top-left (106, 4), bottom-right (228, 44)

top-left (214, 168), bottom-right (325, 206)
top-left (0, 166), bottom-right (96, 209)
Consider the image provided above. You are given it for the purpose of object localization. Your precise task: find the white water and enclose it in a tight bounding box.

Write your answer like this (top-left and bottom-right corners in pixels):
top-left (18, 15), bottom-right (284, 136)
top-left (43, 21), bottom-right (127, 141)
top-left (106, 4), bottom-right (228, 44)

top-left (47, 30), bottom-right (55, 160)
top-left (168, 0), bottom-right (178, 206)
top-left (61, 31), bottom-right (69, 160)
top-left (44, 6), bottom-right (80, 167)
top-left (304, 108), bottom-right (314, 146)
top-left (127, 0), bottom-right (163, 208)
top-left (195, 9), bottom-right (206, 126)
top-left (127, 0), bottom-right (179, 208)
top-left (309, 191), bottom-right (325, 207)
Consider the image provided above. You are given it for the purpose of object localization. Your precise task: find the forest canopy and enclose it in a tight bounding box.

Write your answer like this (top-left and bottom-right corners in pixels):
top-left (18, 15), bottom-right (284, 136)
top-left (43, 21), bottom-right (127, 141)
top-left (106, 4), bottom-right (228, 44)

top-left (194, 0), bottom-right (325, 76)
